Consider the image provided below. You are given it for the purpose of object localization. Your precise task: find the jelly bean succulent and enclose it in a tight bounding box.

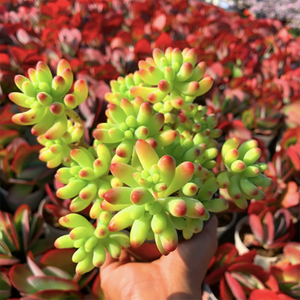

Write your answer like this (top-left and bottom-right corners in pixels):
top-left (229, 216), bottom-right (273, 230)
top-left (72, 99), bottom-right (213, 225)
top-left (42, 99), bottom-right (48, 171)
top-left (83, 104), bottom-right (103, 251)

top-left (8, 47), bottom-right (271, 274)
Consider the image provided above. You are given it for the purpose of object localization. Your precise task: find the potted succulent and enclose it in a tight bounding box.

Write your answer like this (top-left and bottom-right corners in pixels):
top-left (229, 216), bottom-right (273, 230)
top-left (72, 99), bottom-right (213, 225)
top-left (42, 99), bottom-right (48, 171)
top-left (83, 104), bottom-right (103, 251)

top-left (0, 204), bottom-right (54, 267)
top-left (242, 102), bottom-right (284, 148)
top-left (234, 201), bottom-right (295, 270)
top-left (0, 267), bottom-right (11, 300)
top-left (270, 242), bottom-right (300, 299)
top-left (205, 243), bottom-right (279, 300)
top-left (0, 137), bottom-right (54, 213)
top-left (7, 48), bottom-right (270, 275)
top-left (9, 249), bottom-right (98, 299)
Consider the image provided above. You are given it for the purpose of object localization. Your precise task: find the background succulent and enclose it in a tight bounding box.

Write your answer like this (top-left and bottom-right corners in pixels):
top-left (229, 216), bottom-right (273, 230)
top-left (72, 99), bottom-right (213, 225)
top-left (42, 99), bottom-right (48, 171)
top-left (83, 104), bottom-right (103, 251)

top-left (0, 204), bottom-right (54, 266)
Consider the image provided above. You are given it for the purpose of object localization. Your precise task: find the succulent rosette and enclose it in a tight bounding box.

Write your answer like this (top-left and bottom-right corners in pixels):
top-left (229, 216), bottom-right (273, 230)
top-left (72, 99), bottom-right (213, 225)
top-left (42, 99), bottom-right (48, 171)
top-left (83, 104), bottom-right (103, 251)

top-left (176, 105), bottom-right (222, 139)
top-left (55, 145), bottom-right (118, 217)
top-left (102, 139), bottom-right (228, 254)
top-left (164, 130), bottom-right (219, 170)
top-left (218, 138), bottom-right (272, 208)
top-left (9, 59), bottom-right (88, 140)
top-left (55, 213), bottom-right (129, 274)
top-left (93, 100), bottom-right (178, 164)
top-left (105, 72), bottom-right (144, 103)
top-left (37, 120), bottom-right (84, 168)
top-left (131, 48), bottom-right (213, 124)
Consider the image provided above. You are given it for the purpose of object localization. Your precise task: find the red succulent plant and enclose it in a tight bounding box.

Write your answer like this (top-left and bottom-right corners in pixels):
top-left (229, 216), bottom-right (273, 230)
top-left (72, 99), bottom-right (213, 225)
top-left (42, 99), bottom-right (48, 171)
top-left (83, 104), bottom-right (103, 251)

top-left (248, 202), bottom-right (295, 250)
top-left (205, 243), bottom-right (279, 299)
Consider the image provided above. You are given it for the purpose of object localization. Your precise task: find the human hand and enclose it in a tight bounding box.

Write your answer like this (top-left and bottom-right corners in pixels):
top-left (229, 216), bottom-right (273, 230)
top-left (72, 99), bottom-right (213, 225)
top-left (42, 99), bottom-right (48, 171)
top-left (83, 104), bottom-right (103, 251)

top-left (100, 215), bottom-right (218, 300)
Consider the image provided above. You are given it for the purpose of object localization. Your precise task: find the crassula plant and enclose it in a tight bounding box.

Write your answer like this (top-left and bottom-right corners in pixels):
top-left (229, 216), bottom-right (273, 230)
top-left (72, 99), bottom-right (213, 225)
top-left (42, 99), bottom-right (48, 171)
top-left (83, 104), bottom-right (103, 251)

top-left (0, 137), bottom-right (53, 211)
top-left (8, 47), bottom-right (271, 274)
top-left (0, 204), bottom-right (54, 266)
top-left (9, 249), bottom-right (97, 299)
top-left (248, 204), bottom-right (294, 251)
top-left (205, 243), bottom-right (279, 300)
top-left (270, 242), bottom-right (300, 299)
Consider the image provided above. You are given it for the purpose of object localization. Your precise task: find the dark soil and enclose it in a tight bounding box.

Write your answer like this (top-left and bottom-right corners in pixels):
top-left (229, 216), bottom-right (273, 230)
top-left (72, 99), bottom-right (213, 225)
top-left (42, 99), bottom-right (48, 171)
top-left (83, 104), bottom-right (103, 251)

top-left (240, 224), bottom-right (282, 258)
top-left (249, 245), bottom-right (280, 257)
top-left (216, 212), bottom-right (233, 228)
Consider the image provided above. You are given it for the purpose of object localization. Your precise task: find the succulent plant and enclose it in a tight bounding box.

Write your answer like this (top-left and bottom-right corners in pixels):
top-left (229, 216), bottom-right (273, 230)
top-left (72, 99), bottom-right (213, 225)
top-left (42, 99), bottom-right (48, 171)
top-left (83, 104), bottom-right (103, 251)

top-left (270, 242), bottom-right (300, 299)
top-left (205, 243), bottom-right (279, 300)
top-left (283, 102), bottom-right (300, 129)
top-left (0, 267), bottom-right (11, 300)
top-left (270, 264), bottom-right (300, 299)
top-left (249, 288), bottom-right (295, 300)
top-left (93, 100), bottom-right (178, 164)
top-left (55, 213), bottom-right (130, 274)
top-left (8, 48), bottom-right (270, 274)
top-left (9, 249), bottom-right (97, 299)
top-left (9, 60), bottom-right (88, 140)
top-left (37, 119), bottom-right (84, 169)
top-left (219, 138), bottom-right (272, 209)
top-left (283, 242), bottom-right (300, 265)
top-left (242, 105), bottom-right (283, 135)
top-left (0, 204), bottom-right (54, 266)
top-left (103, 139), bottom-right (227, 253)
top-left (248, 207), bottom-right (294, 250)
top-left (132, 48), bottom-right (213, 111)
top-left (0, 138), bottom-right (53, 210)
top-left (0, 104), bottom-right (21, 150)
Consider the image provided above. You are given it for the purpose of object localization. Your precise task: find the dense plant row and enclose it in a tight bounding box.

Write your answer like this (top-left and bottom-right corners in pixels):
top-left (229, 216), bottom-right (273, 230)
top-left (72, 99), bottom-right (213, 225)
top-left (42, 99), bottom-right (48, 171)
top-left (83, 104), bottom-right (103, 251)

top-left (0, 0), bottom-right (299, 299)
top-left (237, 0), bottom-right (300, 30)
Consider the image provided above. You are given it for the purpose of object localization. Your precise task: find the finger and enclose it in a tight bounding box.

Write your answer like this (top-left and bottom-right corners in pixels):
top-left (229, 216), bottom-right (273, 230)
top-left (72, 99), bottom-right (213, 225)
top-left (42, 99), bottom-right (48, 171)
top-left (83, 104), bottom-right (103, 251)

top-left (161, 215), bottom-right (218, 270)
top-left (180, 214), bottom-right (218, 255)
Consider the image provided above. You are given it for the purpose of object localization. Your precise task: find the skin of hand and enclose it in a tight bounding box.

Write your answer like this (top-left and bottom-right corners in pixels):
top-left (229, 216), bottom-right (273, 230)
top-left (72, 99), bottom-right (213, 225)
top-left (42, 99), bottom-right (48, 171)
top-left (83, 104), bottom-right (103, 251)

top-left (100, 215), bottom-right (218, 300)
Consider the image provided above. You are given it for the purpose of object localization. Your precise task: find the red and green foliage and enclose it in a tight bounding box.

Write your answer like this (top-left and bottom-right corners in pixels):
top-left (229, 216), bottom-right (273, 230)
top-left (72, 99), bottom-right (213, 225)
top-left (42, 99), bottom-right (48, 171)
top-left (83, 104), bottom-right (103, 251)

top-left (0, 138), bottom-right (54, 209)
top-left (205, 243), bottom-right (279, 300)
top-left (270, 243), bottom-right (300, 299)
top-left (248, 201), bottom-right (294, 250)
top-left (0, 0), bottom-right (299, 299)
top-left (9, 249), bottom-right (98, 299)
top-left (0, 204), bottom-right (54, 266)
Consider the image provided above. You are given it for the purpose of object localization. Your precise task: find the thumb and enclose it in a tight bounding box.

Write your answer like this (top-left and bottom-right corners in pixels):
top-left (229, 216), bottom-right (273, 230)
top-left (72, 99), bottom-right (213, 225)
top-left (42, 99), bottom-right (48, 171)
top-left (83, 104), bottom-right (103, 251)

top-left (178, 214), bottom-right (218, 261)
top-left (161, 215), bottom-right (218, 273)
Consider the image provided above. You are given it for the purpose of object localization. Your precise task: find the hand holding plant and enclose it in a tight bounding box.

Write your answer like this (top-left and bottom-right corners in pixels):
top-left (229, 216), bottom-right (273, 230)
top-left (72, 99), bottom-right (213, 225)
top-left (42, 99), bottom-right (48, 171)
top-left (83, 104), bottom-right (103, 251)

top-left (100, 216), bottom-right (218, 300)
top-left (8, 47), bottom-right (270, 275)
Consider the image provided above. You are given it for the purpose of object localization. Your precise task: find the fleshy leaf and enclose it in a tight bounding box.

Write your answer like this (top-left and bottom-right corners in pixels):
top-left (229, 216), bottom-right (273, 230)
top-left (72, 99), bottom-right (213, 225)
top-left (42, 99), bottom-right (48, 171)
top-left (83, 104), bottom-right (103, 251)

top-left (9, 264), bottom-right (36, 294)
top-left (135, 139), bottom-right (159, 171)
top-left (27, 275), bottom-right (80, 291)
top-left (249, 214), bottom-right (264, 244)
top-left (224, 272), bottom-right (247, 300)
top-left (39, 249), bottom-right (76, 277)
